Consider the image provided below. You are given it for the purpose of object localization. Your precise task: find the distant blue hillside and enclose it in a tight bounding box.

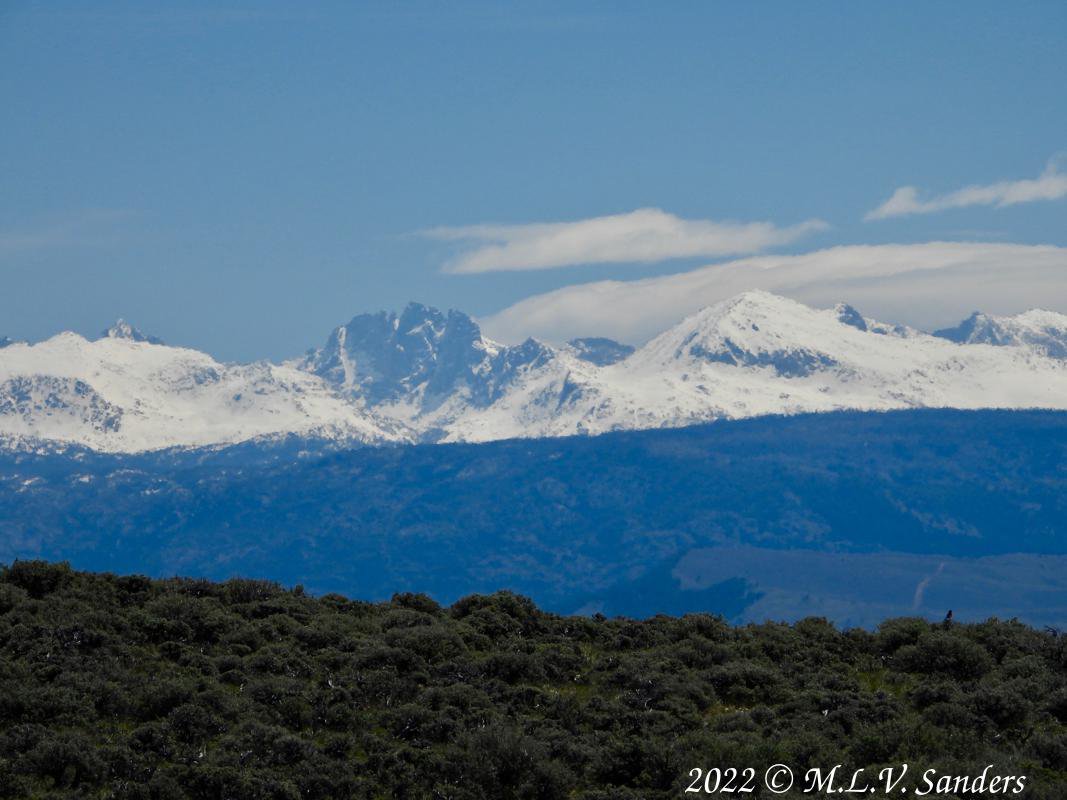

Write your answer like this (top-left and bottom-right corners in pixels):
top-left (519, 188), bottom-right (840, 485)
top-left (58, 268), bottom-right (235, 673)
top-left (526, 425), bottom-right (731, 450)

top-left (1, 409), bottom-right (1065, 627)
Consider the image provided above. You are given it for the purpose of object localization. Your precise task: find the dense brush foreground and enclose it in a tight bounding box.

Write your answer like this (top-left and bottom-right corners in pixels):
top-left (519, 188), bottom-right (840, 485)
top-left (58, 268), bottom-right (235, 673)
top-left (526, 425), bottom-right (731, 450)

top-left (1, 562), bottom-right (1066, 799)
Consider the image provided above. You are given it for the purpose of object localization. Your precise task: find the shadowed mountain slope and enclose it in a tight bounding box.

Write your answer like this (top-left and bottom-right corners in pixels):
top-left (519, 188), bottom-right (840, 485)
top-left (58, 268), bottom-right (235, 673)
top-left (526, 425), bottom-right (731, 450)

top-left (2, 409), bottom-right (1065, 627)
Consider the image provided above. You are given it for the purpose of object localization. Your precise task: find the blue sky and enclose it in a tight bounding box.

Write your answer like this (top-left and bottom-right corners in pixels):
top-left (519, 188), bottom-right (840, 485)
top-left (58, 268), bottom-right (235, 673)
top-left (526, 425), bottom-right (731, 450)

top-left (2, 1), bottom-right (1066, 359)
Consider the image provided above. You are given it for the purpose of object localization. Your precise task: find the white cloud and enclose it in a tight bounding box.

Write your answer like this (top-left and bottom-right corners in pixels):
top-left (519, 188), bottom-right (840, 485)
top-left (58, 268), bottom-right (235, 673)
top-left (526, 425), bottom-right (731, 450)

top-left (479, 242), bottom-right (1067, 344)
top-left (866, 158), bottom-right (1067, 220)
top-left (424, 208), bottom-right (828, 273)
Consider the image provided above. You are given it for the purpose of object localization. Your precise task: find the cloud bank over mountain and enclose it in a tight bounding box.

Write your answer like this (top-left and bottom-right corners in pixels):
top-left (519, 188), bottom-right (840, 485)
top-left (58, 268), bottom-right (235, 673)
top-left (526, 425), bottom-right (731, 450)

top-left (424, 208), bottom-right (828, 273)
top-left (480, 242), bottom-right (1067, 344)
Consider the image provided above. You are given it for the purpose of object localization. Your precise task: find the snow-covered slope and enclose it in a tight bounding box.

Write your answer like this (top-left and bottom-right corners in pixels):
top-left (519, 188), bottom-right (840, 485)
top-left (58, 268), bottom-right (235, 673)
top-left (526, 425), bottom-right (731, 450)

top-left (935, 309), bottom-right (1067, 358)
top-left (3, 295), bottom-right (1067, 452)
top-left (611, 291), bottom-right (1067, 428)
top-left (0, 329), bottom-right (398, 452)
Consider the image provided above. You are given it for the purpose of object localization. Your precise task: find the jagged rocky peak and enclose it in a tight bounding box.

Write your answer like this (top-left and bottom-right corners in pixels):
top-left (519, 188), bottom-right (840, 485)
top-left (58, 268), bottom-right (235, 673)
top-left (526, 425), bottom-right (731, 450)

top-left (834, 303), bottom-right (868, 332)
top-left (304, 302), bottom-right (555, 406)
top-left (100, 319), bottom-right (164, 345)
top-left (935, 309), bottom-right (1067, 359)
top-left (829, 302), bottom-right (911, 337)
top-left (935, 312), bottom-right (1007, 345)
top-left (567, 337), bottom-right (635, 366)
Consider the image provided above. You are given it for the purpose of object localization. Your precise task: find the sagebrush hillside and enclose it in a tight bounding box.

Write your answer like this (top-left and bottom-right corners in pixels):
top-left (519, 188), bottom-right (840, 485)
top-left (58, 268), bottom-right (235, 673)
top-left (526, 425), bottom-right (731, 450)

top-left (1, 562), bottom-right (1066, 798)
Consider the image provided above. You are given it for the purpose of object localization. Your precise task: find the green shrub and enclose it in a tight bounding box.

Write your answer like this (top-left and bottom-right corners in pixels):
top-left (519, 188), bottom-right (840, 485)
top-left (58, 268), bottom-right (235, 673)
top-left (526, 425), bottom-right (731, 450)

top-left (0, 563), bottom-right (1064, 798)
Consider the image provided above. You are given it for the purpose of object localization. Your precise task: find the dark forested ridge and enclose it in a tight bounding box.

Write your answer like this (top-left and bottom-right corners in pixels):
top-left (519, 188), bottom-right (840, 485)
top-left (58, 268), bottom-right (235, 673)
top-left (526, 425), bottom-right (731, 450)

top-left (2, 409), bottom-right (1066, 626)
top-left (1, 562), bottom-right (1066, 799)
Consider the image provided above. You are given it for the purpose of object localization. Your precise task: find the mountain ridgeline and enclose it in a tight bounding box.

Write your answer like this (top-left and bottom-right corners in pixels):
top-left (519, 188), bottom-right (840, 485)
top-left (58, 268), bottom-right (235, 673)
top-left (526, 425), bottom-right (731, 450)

top-left (2, 291), bottom-right (1067, 452)
top-left (2, 409), bottom-right (1066, 628)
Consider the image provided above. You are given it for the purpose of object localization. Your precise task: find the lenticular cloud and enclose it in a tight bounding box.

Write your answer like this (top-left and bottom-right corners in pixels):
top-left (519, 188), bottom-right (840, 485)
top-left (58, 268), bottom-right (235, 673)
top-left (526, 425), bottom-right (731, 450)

top-left (866, 158), bottom-right (1067, 220)
top-left (424, 208), bottom-right (827, 273)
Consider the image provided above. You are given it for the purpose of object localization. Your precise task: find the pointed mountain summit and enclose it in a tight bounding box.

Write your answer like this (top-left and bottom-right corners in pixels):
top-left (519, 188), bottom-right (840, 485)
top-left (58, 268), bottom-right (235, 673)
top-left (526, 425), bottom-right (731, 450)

top-left (935, 312), bottom-right (1014, 346)
top-left (834, 302), bottom-right (913, 337)
top-left (636, 291), bottom-right (927, 376)
top-left (100, 319), bottom-right (164, 345)
top-left (935, 309), bottom-right (1067, 358)
top-left (302, 302), bottom-right (554, 409)
top-left (635, 291), bottom-right (845, 377)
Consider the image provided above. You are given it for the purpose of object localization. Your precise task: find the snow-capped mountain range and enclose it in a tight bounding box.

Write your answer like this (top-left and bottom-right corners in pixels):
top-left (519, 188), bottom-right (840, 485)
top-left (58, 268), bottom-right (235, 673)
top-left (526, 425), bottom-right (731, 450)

top-left (3, 291), bottom-right (1067, 453)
